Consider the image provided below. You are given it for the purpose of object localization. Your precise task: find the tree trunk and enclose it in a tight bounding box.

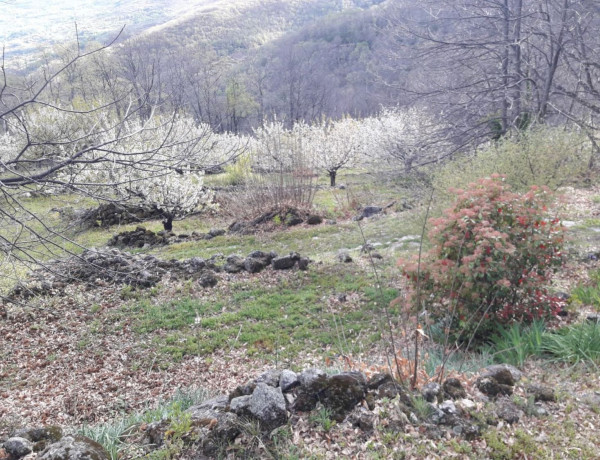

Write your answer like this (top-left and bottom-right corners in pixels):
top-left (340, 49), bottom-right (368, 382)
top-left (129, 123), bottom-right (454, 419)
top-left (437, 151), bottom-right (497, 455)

top-left (329, 169), bottom-right (337, 187)
top-left (162, 214), bottom-right (174, 232)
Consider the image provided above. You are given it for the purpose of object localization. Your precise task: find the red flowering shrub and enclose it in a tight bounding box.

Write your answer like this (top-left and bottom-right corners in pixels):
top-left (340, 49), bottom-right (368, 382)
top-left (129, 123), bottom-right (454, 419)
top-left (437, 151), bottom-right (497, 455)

top-left (400, 175), bottom-right (565, 342)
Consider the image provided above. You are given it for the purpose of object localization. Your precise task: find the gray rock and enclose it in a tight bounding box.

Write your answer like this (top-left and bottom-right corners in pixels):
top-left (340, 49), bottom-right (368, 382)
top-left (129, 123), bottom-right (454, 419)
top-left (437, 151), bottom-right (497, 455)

top-left (272, 254), bottom-right (299, 270)
top-left (38, 435), bottom-right (109, 460)
top-left (244, 257), bottom-right (268, 273)
top-left (422, 382), bottom-right (442, 403)
top-left (481, 364), bottom-right (522, 385)
top-left (194, 395), bottom-right (229, 411)
top-left (527, 384), bottom-right (556, 402)
top-left (337, 250), bottom-right (353, 263)
top-left (230, 395), bottom-right (252, 418)
top-left (476, 376), bottom-right (513, 397)
top-left (249, 383), bottom-right (288, 431)
top-left (198, 271), bottom-right (218, 288)
top-left (359, 206), bottom-right (383, 219)
top-left (495, 400), bottom-right (522, 424)
top-left (443, 378), bottom-right (466, 399)
top-left (256, 369), bottom-right (282, 387)
top-left (279, 370), bottom-right (299, 392)
top-left (321, 372), bottom-right (367, 420)
top-left (224, 255), bottom-right (245, 273)
top-left (4, 437), bottom-right (33, 459)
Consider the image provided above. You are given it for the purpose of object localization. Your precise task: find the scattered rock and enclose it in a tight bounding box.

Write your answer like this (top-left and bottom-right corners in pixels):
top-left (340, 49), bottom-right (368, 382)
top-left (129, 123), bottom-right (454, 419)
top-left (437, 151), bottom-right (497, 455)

top-left (495, 399), bottom-right (522, 424)
top-left (272, 253), bottom-right (300, 270)
top-left (527, 384), bottom-right (556, 402)
top-left (356, 206), bottom-right (383, 220)
top-left (198, 271), bottom-right (218, 288)
top-left (38, 435), bottom-right (109, 460)
top-left (480, 364), bottom-right (521, 386)
top-left (249, 383), bottom-right (288, 431)
top-left (279, 370), bottom-right (299, 392)
top-left (306, 215), bottom-right (323, 225)
top-left (476, 377), bottom-right (513, 397)
top-left (337, 250), bottom-right (353, 263)
top-left (321, 372), bottom-right (367, 421)
top-left (3, 437), bottom-right (33, 459)
top-left (422, 382), bottom-right (442, 403)
top-left (443, 378), bottom-right (466, 399)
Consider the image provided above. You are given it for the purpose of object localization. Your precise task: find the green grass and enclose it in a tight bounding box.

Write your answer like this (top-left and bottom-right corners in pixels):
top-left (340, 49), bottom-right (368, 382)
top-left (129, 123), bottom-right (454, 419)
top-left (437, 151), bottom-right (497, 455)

top-left (486, 321), bottom-right (546, 367)
top-left (116, 264), bottom-right (391, 363)
top-left (542, 321), bottom-right (600, 366)
top-left (78, 386), bottom-right (213, 460)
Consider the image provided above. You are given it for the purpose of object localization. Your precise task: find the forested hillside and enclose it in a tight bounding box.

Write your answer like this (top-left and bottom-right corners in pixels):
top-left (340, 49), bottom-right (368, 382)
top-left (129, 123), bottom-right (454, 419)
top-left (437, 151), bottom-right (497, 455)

top-left (2, 1), bottom-right (600, 459)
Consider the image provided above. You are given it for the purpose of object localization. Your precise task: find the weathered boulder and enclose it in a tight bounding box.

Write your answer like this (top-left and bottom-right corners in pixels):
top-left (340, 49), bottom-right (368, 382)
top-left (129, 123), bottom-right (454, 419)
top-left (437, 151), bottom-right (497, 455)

top-left (337, 250), bottom-right (353, 263)
top-left (38, 435), bottom-right (109, 460)
top-left (422, 382), bottom-right (442, 403)
top-left (306, 215), bottom-right (323, 225)
top-left (476, 377), bottom-right (513, 397)
top-left (443, 378), bottom-right (466, 399)
top-left (321, 372), bottom-right (367, 421)
top-left (248, 383), bottom-right (288, 431)
top-left (481, 364), bottom-right (522, 385)
top-left (255, 369), bottom-right (282, 387)
top-left (10, 426), bottom-right (62, 452)
top-left (527, 384), bottom-right (556, 402)
top-left (224, 255), bottom-right (245, 273)
top-left (272, 253), bottom-right (300, 270)
top-left (3, 437), bottom-right (33, 459)
top-left (495, 399), bottom-right (522, 424)
top-left (279, 370), bottom-right (299, 392)
top-left (198, 271), bottom-right (218, 288)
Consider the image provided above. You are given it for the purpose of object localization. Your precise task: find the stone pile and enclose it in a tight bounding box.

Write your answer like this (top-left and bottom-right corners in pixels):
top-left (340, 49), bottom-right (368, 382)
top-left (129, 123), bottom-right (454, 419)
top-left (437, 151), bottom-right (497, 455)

top-left (10, 248), bottom-right (310, 299)
top-left (107, 227), bottom-right (227, 249)
top-left (1, 365), bottom-right (560, 459)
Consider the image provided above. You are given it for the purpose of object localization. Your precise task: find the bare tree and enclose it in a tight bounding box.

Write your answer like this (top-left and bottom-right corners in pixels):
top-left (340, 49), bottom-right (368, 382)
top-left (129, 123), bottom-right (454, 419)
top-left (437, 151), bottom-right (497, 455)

top-left (387, 0), bottom-right (596, 144)
top-left (0, 32), bottom-right (230, 289)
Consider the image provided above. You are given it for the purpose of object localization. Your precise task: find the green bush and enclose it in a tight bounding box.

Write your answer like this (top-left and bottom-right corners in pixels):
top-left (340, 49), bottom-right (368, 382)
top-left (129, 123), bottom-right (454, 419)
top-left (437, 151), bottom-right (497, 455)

top-left (542, 322), bottom-right (600, 365)
top-left (221, 153), bottom-right (254, 186)
top-left (399, 175), bottom-right (566, 343)
top-left (433, 126), bottom-right (591, 200)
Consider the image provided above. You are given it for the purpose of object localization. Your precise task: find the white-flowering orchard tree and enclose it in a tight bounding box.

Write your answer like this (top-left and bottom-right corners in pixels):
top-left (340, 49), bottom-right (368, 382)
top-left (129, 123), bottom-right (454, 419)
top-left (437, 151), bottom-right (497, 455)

top-left (309, 117), bottom-right (362, 186)
top-left (0, 36), bottom-right (244, 276)
top-left (362, 107), bottom-right (447, 172)
top-left (252, 120), bottom-right (314, 173)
